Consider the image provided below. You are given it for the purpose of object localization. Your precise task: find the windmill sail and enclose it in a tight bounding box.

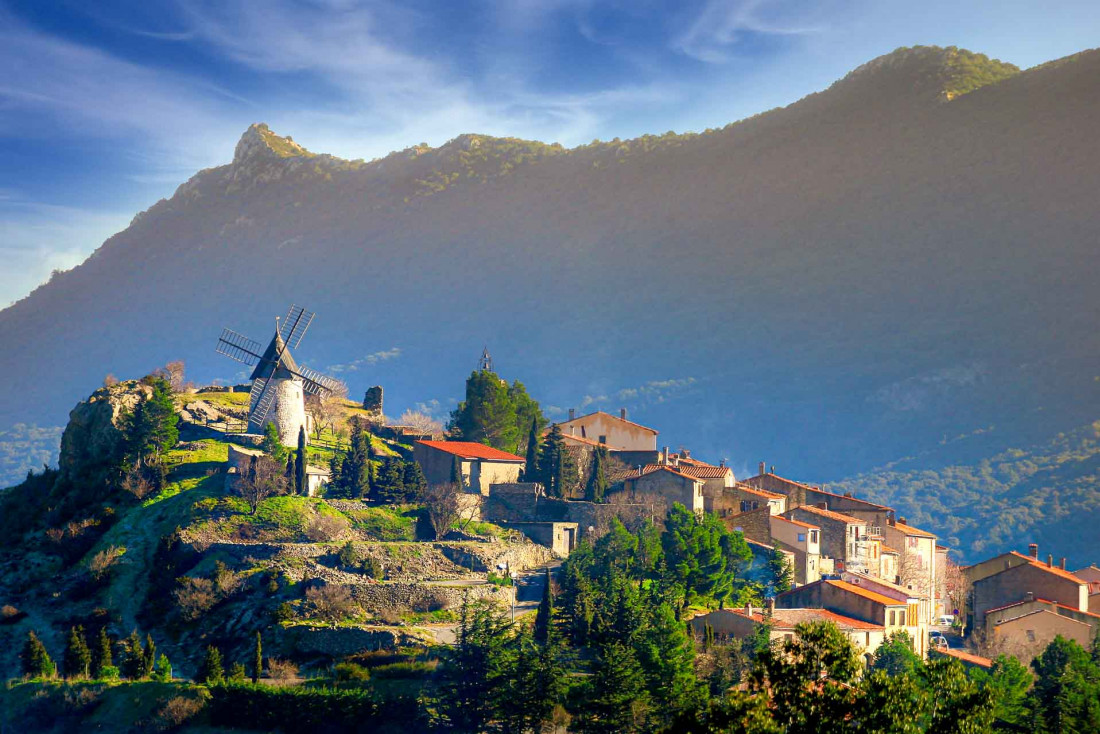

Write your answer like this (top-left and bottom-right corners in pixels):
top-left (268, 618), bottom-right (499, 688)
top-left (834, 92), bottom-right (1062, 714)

top-left (280, 305), bottom-right (315, 349)
top-left (216, 328), bottom-right (263, 365)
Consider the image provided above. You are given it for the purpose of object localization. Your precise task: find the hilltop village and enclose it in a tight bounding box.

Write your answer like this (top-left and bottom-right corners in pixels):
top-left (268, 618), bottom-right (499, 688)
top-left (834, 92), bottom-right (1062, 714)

top-left (1, 348), bottom-right (1098, 731)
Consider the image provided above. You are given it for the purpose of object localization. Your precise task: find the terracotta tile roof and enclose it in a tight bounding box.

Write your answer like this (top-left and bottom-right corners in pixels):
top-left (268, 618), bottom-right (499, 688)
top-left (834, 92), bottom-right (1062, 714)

top-left (558, 410), bottom-right (658, 435)
top-left (673, 455), bottom-right (714, 467)
top-left (993, 609), bottom-right (1093, 630)
top-left (772, 515), bottom-right (819, 531)
top-left (771, 608), bottom-right (884, 631)
top-left (841, 572), bottom-right (915, 599)
top-left (672, 464), bottom-right (731, 479)
top-left (791, 505), bottom-right (867, 525)
top-left (735, 483), bottom-right (785, 500)
top-left (891, 521), bottom-right (936, 539)
top-left (984, 597), bottom-right (1099, 619)
top-left (823, 579), bottom-right (905, 607)
top-left (881, 546), bottom-right (900, 554)
top-left (1004, 552), bottom-right (1088, 584)
top-left (744, 474), bottom-right (894, 511)
top-left (936, 648), bottom-right (992, 669)
top-left (415, 440), bottom-right (525, 462)
top-left (559, 433), bottom-right (606, 447)
top-left (629, 465), bottom-right (702, 483)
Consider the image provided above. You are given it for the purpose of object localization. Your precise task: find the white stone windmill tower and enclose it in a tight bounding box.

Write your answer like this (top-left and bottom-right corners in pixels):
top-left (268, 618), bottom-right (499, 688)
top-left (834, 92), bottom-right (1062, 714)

top-left (215, 305), bottom-right (342, 445)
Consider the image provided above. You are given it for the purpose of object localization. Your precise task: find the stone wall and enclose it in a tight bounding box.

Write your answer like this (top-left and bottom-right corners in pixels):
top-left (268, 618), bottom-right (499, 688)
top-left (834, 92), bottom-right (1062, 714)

top-left (349, 581), bottom-right (511, 615)
top-left (284, 624), bottom-right (429, 657)
top-left (483, 483), bottom-right (658, 540)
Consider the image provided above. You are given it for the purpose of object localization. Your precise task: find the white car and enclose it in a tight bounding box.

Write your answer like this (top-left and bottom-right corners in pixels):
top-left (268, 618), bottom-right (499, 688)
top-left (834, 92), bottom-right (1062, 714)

top-left (937, 615), bottom-right (956, 626)
top-left (929, 633), bottom-right (949, 650)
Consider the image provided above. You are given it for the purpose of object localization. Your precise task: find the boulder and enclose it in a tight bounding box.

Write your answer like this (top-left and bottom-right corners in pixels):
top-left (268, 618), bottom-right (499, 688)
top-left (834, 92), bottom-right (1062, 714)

top-left (58, 380), bottom-right (152, 482)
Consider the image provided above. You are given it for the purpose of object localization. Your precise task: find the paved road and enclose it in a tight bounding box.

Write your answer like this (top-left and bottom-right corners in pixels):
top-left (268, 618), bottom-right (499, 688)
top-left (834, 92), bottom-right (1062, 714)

top-left (420, 561), bottom-right (561, 645)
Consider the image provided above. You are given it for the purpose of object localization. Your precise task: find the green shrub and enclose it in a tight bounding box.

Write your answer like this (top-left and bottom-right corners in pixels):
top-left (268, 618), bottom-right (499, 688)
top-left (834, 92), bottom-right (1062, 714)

top-left (369, 661), bottom-right (438, 679)
top-left (98, 664), bottom-right (120, 681)
top-left (360, 557), bottom-right (383, 579)
top-left (207, 683), bottom-right (384, 733)
top-left (336, 541), bottom-right (361, 568)
top-left (334, 662), bottom-right (371, 682)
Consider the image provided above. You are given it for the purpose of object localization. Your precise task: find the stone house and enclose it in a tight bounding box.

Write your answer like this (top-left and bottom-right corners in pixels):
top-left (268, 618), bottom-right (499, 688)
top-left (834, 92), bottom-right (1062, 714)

top-left (970, 546), bottom-right (1090, 630)
top-left (742, 468), bottom-right (896, 530)
top-left (617, 465), bottom-right (704, 513)
top-left (786, 505), bottom-right (868, 574)
top-left (882, 518), bottom-right (938, 623)
top-left (770, 514), bottom-right (822, 585)
top-left (690, 606), bottom-right (887, 662)
top-left (840, 571), bottom-right (931, 644)
top-left (554, 409), bottom-right (658, 455)
top-left (777, 578), bottom-right (926, 657)
top-left (413, 440), bottom-right (524, 495)
top-left (879, 546), bottom-right (900, 587)
top-left (709, 483), bottom-right (787, 518)
top-left (988, 607), bottom-right (1095, 664)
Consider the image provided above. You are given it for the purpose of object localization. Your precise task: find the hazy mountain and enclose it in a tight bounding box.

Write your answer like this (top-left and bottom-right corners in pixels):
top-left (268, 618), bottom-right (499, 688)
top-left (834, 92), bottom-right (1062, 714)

top-left (2, 45), bottom-right (1099, 494)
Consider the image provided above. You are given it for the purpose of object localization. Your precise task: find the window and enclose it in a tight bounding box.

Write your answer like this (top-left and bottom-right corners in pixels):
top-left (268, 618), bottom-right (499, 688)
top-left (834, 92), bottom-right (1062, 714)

top-left (810, 530), bottom-right (819, 544)
top-left (899, 610), bottom-right (906, 626)
top-left (908, 537), bottom-right (919, 549)
top-left (1026, 630), bottom-right (1036, 642)
top-left (889, 611), bottom-right (896, 625)
top-left (798, 533), bottom-right (806, 542)
top-left (598, 435), bottom-right (606, 444)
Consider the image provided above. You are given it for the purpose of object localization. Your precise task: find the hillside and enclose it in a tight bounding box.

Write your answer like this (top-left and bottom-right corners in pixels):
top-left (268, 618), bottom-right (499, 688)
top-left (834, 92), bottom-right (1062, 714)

top-left (2, 45), bottom-right (1100, 492)
top-left (832, 419), bottom-right (1100, 567)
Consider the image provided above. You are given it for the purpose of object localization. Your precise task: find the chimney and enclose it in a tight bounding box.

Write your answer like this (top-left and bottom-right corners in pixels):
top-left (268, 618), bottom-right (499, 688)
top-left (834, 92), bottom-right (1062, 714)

top-left (683, 449), bottom-right (691, 459)
top-left (899, 517), bottom-right (907, 525)
top-left (767, 597), bottom-right (776, 613)
top-left (661, 446), bottom-right (670, 466)
top-left (1026, 591), bottom-right (1034, 602)
top-left (844, 492), bottom-right (853, 498)
top-left (1060, 557), bottom-right (1066, 570)
top-left (1047, 554), bottom-right (1053, 568)
top-left (620, 408), bottom-right (627, 420)
top-left (719, 459), bottom-right (726, 468)
top-left (746, 603), bottom-right (753, 617)
top-left (1028, 543), bottom-right (1038, 559)
top-left (758, 461), bottom-right (766, 476)
top-left (568, 408), bottom-right (575, 421)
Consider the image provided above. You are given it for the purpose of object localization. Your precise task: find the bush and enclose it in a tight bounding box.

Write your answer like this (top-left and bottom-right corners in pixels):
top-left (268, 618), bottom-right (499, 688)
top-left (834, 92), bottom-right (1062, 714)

top-left (155, 695), bottom-right (205, 730)
top-left (207, 684), bottom-right (383, 734)
top-left (369, 660), bottom-right (438, 679)
top-left (304, 513), bottom-right (349, 542)
top-left (98, 664), bottom-right (120, 680)
top-left (275, 601), bottom-right (297, 623)
top-left (334, 662), bottom-right (371, 682)
top-left (336, 541), bottom-right (361, 568)
top-left (173, 577), bottom-right (218, 620)
top-left (306, 584), bottom-right (357, 623)
top-left (411, 591), bottom-right (450, 613)
top-left (360, 557), bottom-right (383, 580)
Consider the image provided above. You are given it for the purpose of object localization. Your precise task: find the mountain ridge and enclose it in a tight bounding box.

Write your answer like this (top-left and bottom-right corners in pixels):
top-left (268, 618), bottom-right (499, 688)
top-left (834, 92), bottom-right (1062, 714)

top-left (2, 45), bottom-right (1099, 495)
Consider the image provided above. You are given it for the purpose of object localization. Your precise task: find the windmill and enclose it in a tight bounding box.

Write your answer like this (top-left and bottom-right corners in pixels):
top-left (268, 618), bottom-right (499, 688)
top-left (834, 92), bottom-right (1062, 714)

top-left (215, 304), bottom-right (342, 444)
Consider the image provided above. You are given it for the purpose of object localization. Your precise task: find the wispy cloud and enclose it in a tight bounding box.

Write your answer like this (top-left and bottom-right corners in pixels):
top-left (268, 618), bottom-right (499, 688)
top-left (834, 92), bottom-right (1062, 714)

top-left (674, 0), bottom-right (822, 63)
top-left (328, 347), bottom-right (402, 374)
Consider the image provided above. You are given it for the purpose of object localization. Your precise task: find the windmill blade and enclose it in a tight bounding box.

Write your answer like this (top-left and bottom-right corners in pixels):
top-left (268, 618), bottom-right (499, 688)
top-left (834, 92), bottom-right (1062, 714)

top-left (216, 328), bottom-right (263, 365)
top-left (293, 365), bottom-right (343, 396)
top-left (248, 377), bottom-right (277, 430)
top-left (248, 377), bottom-right (268, 412)
top-left (279, 304), bottom-right (315, 349)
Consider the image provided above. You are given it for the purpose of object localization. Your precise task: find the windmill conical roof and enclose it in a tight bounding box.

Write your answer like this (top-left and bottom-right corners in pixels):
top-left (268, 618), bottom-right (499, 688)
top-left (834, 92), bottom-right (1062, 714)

top-left (249, 332), bottom-right (299, 380)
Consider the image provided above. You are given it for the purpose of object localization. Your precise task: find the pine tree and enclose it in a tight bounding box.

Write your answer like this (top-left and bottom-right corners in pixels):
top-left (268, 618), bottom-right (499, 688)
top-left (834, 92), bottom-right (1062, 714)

top-left (534, 567), bottom-right (554, 646)
top-left (228, 661), bottom-right (247, 681)
top-left (374, 458), bottom-right (406, 504)
top-left (437, 599), bottom-right (516, 731)
top-left (198, 645), bottom-right (224, 685)
top-left (63, 625), bottom-right (92, 679)
top-left (153, 654), bottom-right (173, 682)
top-left (92, 627), bottom-right (113, 678)
top-left (768, 542), bottom-right (794, 595)
top-left (125, 377), bottom-right (180, 467)
top-left (21, 631), bottom-right (56, 679)
top-left (252, 631), bottom-right (263, 683)
top-left (295, 426), bottom-right (307, 495)
top-left (501, 629), bottom-right (566, 733)
top-left (523, 416), bottom-right (540, 482)
top-left (337, 417), bottom-right (370, 498)
top-left (142, 633), bottom-right (156, 678)
top-left (577, 642), bottom-right (649, 733)
top-left (261, 422), bottom-right (287, 463)
top-left (586, 444), bottom-right (610, 502)
top-left (635, 603), bottom-right (699, 726)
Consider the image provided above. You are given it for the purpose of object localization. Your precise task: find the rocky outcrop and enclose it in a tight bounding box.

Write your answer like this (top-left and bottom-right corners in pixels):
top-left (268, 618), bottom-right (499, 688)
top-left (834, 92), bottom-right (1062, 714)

top-left (57, 380), bottom-right (152, 482)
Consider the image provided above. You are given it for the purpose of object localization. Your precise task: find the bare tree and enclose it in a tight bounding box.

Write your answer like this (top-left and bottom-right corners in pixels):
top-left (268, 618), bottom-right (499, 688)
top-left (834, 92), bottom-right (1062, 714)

top-left (942, 557), bottom-right (971, 624)
top-left (423, 483), bottom-right (477, 539)
top-left (306, 584), bottom-right (357, 625)
top-left (395, 409), bottom-right (444, 437)
top-left (307, 381), bottom-right (349, 440)
top-left (120, 466), bottom-right (155, 501)
top-left (235, 455), bottom-right (288, 515)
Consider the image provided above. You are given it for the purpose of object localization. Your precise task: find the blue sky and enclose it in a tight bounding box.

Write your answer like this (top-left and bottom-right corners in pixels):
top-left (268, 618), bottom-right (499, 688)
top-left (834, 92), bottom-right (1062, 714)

top-left (3, 0), bottom-right (1099, 307)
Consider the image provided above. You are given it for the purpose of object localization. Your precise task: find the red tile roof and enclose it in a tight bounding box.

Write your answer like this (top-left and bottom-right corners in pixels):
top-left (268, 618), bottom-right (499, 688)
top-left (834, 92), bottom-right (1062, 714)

top-left (772, 515), bottom-right (819, 531)
top-left (735, 483), bottom-right (785, 500)
top-left (744, 473), bottom-right (894, 511)
top-left (631, 465), bottom-right (703, 483)
top-left (677, 464), bottom-right (733, 479)
top-left (983, 597), bottom-right (1099, 619)
top-left (1004, 552), bottom-right (1088, 584)
top-left (559, 433), bottom-right (606, 447)
top-left (772, 608), bottom-right (884, 631)
top-left (936, 649), bottom-right (992, 669)
top-left (891, 521), bottom-right (936, 539)
top-left (823, 580), bottom-right (905, 607)
top-left (415, 441), bottom-right (525, 462)
top-left (791, 505), bottom-right (867, 525)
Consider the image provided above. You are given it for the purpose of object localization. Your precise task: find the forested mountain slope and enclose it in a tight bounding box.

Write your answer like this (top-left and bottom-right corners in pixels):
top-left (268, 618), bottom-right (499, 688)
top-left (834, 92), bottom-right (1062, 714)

top-left (2, 46), bottom-right (1100, 491)
top-left (832, 419), bottom-right (1100, 567)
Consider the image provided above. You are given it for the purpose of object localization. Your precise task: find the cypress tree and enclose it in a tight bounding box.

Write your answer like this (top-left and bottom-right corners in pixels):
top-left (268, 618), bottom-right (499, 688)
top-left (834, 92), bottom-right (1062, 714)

top-left (198, 645), bottom-right (224, 685)
top-left (92, 627), bottom-right (113, 678)
top-left (338, 417), bottom-right (370, 498)
top-left (253, 630), bottom-right (263, 683)
top-left (523, 416), bottom-right (540, 483)
top-left (451, 454), bottom-right (463, 488)
top-left (284, 452), bottom-right (294, 483)
top-left (295, 426), bottom-right (307, 495)
top-left (142, 633), bottom-right (157, 678)
top-left (122, 630), bottom-right (144, 679)
top-left (402, 461), bottom-right (427, 501)
top-left (537, 425), bottom-right (577, 498)
top-left (534, 567), bottom-right (554, 646)
top-left (586, 444), bottom-right (609, 502)
top-left (21, 631), bottom-right (56, 679)
top-left (63, 625), bottom-right (92, 679)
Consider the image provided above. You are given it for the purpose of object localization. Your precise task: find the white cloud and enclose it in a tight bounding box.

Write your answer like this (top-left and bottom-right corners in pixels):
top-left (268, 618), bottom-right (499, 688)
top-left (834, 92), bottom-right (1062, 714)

top-left (674, 0), bottom-right (822, 63)
top-left (328, 347), bottom-right (402, 373)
